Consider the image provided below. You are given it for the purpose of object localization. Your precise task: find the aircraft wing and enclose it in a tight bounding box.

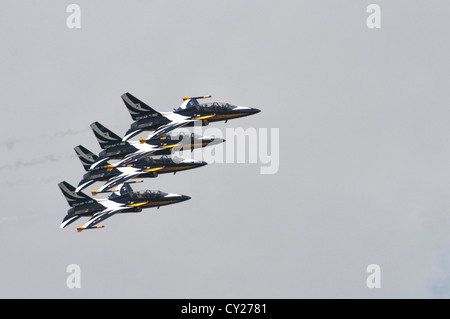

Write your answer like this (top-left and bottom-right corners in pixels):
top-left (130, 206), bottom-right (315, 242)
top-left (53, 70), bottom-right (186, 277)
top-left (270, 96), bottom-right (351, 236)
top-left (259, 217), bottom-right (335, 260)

top-left (76, 178), bottom-right (96, 193)
top-left (118, 120), bottom-right (192, 164)
top-left (146, 120), bottom-right (193, 140)
top-left (115, 145), bottom-right (159, 166)
top-left (89, 156), bottom-right (111, 170)
top-left (78, 206), bottom-right (131, 231)
top-left (123, 118), bottom-right (195, 142)
top-left (60, 214), bottom-right (82, 229)
top-left (95, 170), bottom-right (142, 194)
top-left (123, 127), bottom-right (144, 141)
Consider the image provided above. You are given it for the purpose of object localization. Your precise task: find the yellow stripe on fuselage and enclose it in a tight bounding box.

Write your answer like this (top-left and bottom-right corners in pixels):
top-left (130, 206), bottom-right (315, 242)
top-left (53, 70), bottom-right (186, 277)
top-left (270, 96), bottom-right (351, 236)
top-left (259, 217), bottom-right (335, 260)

top-left (210, 113), bottom-right (248, 120)
top-left (193, 114), bottom-right (216, 120)
top-left (161, 165), bottom-right (195, 172)
top-left (143, 166), bottom-right (165, 172)
top-left (127, 201), bottom-right (149, 207)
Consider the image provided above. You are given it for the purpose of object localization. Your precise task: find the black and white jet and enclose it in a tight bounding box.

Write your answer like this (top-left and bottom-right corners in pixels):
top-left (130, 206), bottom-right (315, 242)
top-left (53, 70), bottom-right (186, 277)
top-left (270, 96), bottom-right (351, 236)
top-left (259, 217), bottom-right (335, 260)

top-left (59, 181), bottom-right (190, 232)
top-left (74, 145), bottom-right (207, 194)
top-left (121, 93), bottom-right (260, 140)
top-left (90, 121), bottom-right (224, 166)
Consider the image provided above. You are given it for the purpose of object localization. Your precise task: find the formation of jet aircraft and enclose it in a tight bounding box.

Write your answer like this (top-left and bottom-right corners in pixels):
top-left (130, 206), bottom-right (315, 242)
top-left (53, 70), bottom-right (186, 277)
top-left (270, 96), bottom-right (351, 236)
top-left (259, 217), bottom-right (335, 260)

top-left (59, 93), bottom-right (260, 232)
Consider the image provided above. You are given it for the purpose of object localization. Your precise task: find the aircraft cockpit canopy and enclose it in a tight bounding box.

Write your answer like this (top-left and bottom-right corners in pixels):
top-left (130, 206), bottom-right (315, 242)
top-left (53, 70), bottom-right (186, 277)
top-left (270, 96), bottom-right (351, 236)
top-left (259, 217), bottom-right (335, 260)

top-left (196, 102), bottom-right (236, 112)
top-left (130, 190), bottom-right (168, 199)
top-left (177, 100), bottom-right (236, 112)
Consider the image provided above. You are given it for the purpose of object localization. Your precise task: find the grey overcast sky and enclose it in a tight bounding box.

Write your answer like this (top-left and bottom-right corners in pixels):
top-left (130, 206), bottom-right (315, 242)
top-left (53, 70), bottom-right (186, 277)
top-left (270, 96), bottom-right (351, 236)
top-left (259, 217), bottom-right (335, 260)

top-left (1, 0), bottom-right (450, 298)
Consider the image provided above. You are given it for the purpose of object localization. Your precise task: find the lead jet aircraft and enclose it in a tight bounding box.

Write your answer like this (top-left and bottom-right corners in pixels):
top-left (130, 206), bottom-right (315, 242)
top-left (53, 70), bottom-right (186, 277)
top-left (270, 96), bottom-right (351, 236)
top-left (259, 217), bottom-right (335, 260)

top-left (59, 181), bottom-right (190, 232)
top-left (121, 93), bottom-right (260, 140)
top-left (90, 121), bottom-right (224, 165)
top-left (74, 145), bottom-right (207, 194)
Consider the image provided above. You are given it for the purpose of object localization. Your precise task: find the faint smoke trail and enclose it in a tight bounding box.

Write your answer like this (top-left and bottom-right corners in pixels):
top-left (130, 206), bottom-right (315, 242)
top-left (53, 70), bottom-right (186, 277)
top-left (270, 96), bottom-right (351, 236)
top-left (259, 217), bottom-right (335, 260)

top-left (0, 155), bottom-right (60, 171)
top-left (0, 138), bottom-right (21, 150)
top-left (0, 127), bottom-right (89, 152)
top-left (52, 128), bottom-right (90, 138)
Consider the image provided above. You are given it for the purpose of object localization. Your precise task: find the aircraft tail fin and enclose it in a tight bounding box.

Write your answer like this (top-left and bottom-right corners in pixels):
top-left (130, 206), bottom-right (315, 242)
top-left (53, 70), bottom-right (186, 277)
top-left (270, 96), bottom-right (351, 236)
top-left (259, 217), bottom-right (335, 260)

top-left (74, 145), bottom-right (100, 171)
top-left (108, 182), bottom-right (136, 199)
top-left (90, 121), bottom-right (126, 150)
top-left (121, 92), bottom-right (164, 121)
top-left (117, 182), bottom-right (135, 196)
top-left (58, 181), bottom-right (96, 208)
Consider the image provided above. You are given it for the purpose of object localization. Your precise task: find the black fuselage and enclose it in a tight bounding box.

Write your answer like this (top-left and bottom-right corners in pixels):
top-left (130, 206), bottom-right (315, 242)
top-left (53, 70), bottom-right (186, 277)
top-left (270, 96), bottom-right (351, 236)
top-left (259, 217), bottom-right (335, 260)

top-left (129, 116), bottom-right (171, 132)
top-left (175, 102), bottom-right (260, 125)
top-left (129, 102), bottom-right (260, 132)
top-left (82, 156), bottom-right (206, 183)
top-left (66, 191), bottom-right (189, 217)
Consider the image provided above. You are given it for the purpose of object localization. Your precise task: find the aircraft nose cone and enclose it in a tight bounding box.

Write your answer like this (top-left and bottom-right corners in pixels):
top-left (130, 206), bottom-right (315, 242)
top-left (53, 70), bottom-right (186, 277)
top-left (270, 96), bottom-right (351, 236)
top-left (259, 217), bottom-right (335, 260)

top-left (248, 107), bottom-right (261, 114)
top-left (203, 136), bottom-right (226, 145)
top-left (215, 137), bottom-right (226, 144)
top-left (186, 159), bottom-right (207, 167)
top-left (180, 195), bottom-right (191, 202)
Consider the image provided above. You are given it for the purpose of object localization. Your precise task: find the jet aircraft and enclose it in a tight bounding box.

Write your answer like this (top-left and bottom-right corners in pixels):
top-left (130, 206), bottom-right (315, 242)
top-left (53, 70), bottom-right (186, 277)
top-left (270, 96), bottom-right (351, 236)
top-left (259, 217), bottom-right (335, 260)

top-left (121, 93), bottom-right (260, 140)
top-left (59, 181), bottom-right (190, 232)
top-left (90, 121), bottom-right (224, 165)
top-left (74, 145), bottom-right (207, 194)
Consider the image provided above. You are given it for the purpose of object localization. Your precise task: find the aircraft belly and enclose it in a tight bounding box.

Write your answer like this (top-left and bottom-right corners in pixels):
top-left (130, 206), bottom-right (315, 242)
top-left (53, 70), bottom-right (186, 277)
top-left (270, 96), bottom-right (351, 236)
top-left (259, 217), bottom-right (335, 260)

top-left (145, 200), bottom-right (179, 207)
top-left (209, 113), bottom-right (248, 121)
top-left (160, 166), bottom-right (195, 172)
